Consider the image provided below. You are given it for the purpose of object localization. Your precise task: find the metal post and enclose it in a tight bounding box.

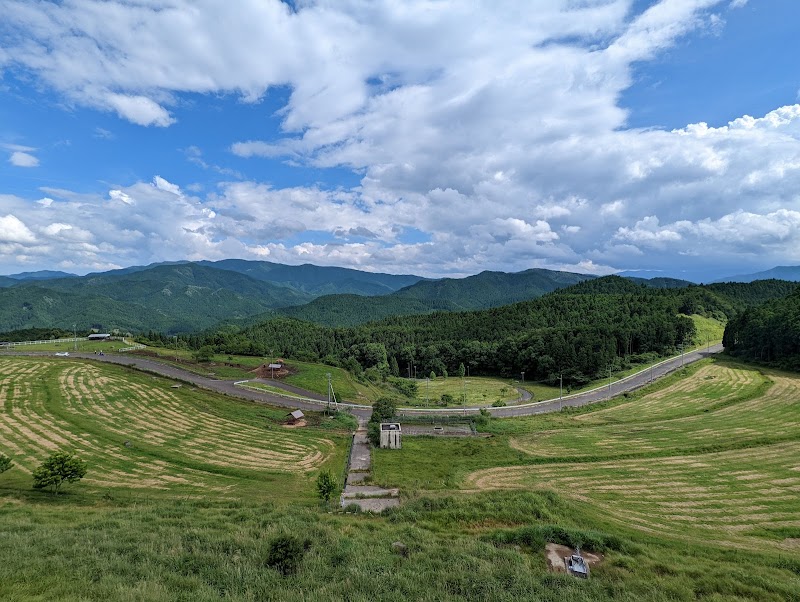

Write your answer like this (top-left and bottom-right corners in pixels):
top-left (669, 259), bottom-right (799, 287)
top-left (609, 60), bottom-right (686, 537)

top-left (327, 373), bottom-right (332, 411)
top-left (521, 371), bottom-right (525, 384)
top-left (174, 335), bottom-right (178, 361)
top-left (73, 324), bottom-right (77, 351)
top-left (414, 365), bottom-right (417, 379)
top-left (426, 377), bottom-right (429, 405)
top-left (608, 365), bottom-right (612, 400)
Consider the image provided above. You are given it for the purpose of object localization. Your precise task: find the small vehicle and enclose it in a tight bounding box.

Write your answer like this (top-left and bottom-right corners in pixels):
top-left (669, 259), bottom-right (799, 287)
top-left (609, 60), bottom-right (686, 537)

top-left (54, 352), bottom-right (70, 357)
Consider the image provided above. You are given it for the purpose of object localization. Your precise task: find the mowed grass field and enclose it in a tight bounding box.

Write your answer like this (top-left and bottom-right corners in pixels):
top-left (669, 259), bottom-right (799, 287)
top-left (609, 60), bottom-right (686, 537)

top-left (1, 355), bottom-right (799, 600)
top-left (0, 357), bottom-right (350, 501)
top-left (375, 356), bottom-right (800, 552)
top-left (407, 376), bottom-right (522, 407)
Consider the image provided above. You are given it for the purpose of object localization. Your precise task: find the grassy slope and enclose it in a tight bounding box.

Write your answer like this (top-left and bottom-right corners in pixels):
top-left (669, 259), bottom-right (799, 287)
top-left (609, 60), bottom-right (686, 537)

top-left (0, 356), bottom-right (798, 600)
top-left (0, 357), bottom-right (350, 501)
top-left (373, 357), bottom-right (800, 551)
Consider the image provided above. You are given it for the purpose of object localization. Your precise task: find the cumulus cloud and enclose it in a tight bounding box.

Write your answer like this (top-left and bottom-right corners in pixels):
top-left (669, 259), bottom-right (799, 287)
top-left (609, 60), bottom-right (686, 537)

top-left (9, 151), bottom-right (39, 167)
top-left (2, 0), bottom-right (800, 279)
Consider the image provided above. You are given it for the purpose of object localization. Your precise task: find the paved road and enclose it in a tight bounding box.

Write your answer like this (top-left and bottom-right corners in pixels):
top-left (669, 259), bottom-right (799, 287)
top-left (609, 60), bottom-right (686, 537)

top-left (399, 344), bottom-right (724, 418)
top-left (9, 351), bottom-right (373, 419)
top-left (6, 344), bottom-right (722, 419)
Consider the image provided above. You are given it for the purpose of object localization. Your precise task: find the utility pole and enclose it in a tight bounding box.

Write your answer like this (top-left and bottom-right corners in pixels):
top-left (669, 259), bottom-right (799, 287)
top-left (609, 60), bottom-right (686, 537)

top-left (426, 377), bottom-right (430, 406)
top-left (414, 365), bottom-right (417, 379)
top-left (521, 371), bottom-right (525, 384)
top-left (680, 343), bottom-right (684, 367)
top-left (327, 373), bottom-right (332, 411)
top-left (559, 372), bottom-right (563, 412)
top-left (607, 365), bottom-right (612, 400)
top-left (73, 324), bottom-right (77, 351)
top-left (174, 335), bottom-right (178, 361)
top-left (650, 364), bottom-right (654, 383)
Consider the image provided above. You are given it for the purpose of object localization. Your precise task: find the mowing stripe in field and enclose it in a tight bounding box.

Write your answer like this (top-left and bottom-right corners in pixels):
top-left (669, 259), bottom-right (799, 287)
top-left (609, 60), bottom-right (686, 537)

top-left (0, 358), bottom-right (337, 493)
top-left (510, 363), bottom-right (798, 459)
top-left (466, 441), bottom-right (800, 549)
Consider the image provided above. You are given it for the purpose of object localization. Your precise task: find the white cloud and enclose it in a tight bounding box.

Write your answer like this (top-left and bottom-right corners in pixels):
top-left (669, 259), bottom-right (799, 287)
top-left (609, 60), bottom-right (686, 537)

top-left (9, 151), bottom-right (39, 167)
top-left (104, 94), bottom-right (174, 127)
top-left (0, 214), bottom-right (36, 243)
top-left (3, 0), bottom-right (800, 279)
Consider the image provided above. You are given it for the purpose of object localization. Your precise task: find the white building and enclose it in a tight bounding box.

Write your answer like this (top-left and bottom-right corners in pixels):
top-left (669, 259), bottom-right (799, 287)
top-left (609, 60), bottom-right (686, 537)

top-left (379, 423), bottom-right (402, 449)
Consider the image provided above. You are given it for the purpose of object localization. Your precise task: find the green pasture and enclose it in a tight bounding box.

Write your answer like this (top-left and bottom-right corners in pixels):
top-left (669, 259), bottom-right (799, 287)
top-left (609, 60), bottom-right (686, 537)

top-left (1, 356), bottom-right (800, 600)
top-left (0, 339), bottom-right (130, 353)
top-left (404, 375), bottom-right (522, 407)
top-left (374, 356), bottom-right (800, 554)
top-left (0, 356), bottom-right (349, 502)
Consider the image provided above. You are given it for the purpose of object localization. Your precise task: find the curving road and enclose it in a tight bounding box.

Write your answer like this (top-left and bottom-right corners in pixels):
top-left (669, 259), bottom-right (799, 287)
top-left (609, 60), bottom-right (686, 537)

top-left (5, 344), bottom-right (723, 419)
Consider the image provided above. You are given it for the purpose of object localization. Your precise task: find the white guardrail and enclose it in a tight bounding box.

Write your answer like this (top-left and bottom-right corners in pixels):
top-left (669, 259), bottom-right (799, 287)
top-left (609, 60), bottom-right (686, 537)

top-left (232, 345), bottom-right (718, 415)
top-left (233, 380), bottom-right (372, 410)
top-left (0, 337), bottom-right (87, 347)
top-left (118, 345), bottom-right (146, 352)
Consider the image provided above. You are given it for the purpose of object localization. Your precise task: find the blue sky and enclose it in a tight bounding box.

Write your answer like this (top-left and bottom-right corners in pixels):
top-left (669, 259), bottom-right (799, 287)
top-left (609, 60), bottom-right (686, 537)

top-left (1, 0), bottom-right (799, 281)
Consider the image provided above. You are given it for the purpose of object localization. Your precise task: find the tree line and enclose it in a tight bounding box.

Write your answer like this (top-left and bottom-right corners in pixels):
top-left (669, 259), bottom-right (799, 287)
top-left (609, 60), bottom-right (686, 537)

top-left (723, 287), bottom-right (800, 370)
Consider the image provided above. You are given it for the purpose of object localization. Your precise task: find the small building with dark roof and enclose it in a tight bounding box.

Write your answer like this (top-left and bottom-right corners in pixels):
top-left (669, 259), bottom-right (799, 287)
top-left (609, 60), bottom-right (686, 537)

top-left (287, 410), bottom-right (305, 424)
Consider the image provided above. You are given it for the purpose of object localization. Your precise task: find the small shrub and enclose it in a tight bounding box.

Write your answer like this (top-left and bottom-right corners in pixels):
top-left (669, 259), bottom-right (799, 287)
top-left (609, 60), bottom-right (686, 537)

top-left (491, 400), bottom-right (506, 407)
top-left (367, 422), bottom-right (380, 447)
top-left (32, 451), bottom-right (87, 494)
top-left (266, 534), bottom-right (306, 575)
top-left (316, 469), bottom-right (338, 503)
top-left (0, 453), bottom-right (12, 475)
top-left (440, 393), bottom-right (454, 406)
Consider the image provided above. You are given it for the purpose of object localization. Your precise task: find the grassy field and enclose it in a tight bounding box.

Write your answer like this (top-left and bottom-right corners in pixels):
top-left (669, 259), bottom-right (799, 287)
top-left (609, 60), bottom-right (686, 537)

top-left (0, 339), bottom-right (132, 353)
top-left (405, 376), bottom-right (522, 407)
top-left (0, 357), bottom-right (350, 501)
top-left (1, 355), bottom-right (799, 600)
top-left (374, 357), bottom-right (800, 553)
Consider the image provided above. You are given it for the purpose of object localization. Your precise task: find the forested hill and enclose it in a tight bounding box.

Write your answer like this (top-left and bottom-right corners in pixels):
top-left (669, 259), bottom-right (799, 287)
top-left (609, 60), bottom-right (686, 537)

top-left (276, 268), bottom-right (596, 326)
top-left (390, 268), bottom-right (595, 309)
top-left (276, 294), bottom-right (457, 327)
top-left (196, 259), bottom-right (424, 296)
top-left (0, 264), bottom-right (313, 333)
top-left (194, 277), bottom-right (794, 386)
top-left (724, 287), bottom-right (800, 370)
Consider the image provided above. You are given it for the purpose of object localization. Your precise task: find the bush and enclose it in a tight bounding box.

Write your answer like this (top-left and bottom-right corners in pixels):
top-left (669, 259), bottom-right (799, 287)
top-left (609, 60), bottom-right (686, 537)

top-left (316, 469), bottom-right (338, 503)
top-left (0, 453), bottom-right (12, 474)
top-left (388, 377), bottom-right (418, 397)
top-left (491, 400), bottom-right (506, 407)
top-left (367, 422), bottom-right (380, 447)
top-left (266, 534), bottom-right (306, 575)
top-left (193, 345), bottom-right (215, 362)
top-left (439, 393), bottom-right (454, 406)
top-left (32, 451), bottom-right (87, 494)
top-left (371, 397), bottom-right (397, 423)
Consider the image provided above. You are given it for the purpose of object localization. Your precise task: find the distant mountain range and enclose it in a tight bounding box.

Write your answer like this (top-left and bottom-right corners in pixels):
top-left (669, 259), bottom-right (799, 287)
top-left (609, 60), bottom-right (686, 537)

top-left (0, 259), bottom-right (798, 333)
top-left (715, 266), bottom-right (800, 283)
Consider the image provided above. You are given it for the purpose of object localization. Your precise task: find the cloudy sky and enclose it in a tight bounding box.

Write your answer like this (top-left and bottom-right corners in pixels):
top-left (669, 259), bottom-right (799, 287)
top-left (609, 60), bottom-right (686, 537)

top-left (1, 0), bottom-right (799, 281)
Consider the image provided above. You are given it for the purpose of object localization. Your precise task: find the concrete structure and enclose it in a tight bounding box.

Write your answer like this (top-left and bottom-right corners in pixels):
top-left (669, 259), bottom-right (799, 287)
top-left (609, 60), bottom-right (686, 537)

top-left (87, 333), bottom-right (111, 340)
top-left (379, 423), bottom-right (402, 449)
top-left (564, 549), bottom-right (590, 579)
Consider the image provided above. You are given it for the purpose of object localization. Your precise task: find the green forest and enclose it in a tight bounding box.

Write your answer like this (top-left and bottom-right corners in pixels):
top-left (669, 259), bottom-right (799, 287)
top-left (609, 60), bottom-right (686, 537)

top-left (723, 286), bottom-right (800, 370)
top-left (136, 277), bottom-right (797, 387)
